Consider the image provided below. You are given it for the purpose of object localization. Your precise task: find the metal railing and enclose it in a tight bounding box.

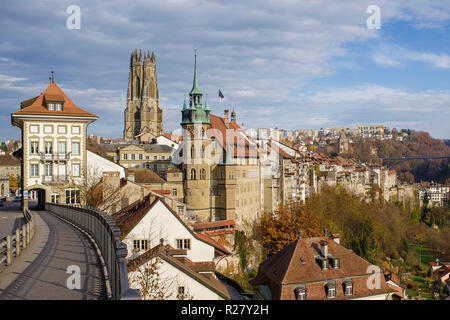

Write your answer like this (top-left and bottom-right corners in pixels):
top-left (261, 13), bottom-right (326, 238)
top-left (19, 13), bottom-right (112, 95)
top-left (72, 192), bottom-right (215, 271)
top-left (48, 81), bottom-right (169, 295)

top-left (40, 152), bottom-right (70, 161)
top-left (45, 203), bottom-right (141, 300)
top-left (0, 209), bottom-right (35, 270)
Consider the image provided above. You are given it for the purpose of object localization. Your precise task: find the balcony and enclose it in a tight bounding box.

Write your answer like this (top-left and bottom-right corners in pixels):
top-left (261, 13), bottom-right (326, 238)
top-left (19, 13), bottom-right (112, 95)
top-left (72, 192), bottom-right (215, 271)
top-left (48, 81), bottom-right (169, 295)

top-left (42, 175), bottom-right (68, 184)
top-left (40, 152), bottom-right (70, 161)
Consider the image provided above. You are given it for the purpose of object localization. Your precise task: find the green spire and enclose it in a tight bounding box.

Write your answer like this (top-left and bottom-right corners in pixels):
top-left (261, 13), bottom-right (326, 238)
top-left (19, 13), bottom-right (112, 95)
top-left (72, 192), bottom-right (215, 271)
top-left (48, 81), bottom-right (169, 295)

top-left (182, 95), bottom-right (187, 111)
top-left (190, 53), bottom-right (202, 95)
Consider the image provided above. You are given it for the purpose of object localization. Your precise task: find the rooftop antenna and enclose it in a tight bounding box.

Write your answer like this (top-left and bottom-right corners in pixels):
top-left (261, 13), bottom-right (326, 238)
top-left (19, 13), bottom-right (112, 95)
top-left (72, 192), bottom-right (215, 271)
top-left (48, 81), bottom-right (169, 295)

top-left (51, 70), bottom-right (54, 83)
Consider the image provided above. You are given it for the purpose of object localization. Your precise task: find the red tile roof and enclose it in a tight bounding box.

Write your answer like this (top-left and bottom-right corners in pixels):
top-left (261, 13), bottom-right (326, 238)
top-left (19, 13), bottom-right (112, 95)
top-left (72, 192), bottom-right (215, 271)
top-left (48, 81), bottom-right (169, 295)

top-left (163, 133), bottom-right (182, 143)
top-left (192, 219), bottom-right (235, 231)
top-left (0, 155), bottom-right (20, 166)
top-left (12, 82), bottom-right (97, 118)
top-left (209, 114), bottom-right (257, 158)
top-left (250, 237), bottom-right (395, 300)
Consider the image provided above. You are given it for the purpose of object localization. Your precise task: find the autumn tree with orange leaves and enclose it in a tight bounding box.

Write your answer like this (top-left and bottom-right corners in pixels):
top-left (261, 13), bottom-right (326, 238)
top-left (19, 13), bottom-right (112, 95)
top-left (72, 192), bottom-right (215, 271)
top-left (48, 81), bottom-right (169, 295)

top-left (257, 204), bottom-right (321, 256)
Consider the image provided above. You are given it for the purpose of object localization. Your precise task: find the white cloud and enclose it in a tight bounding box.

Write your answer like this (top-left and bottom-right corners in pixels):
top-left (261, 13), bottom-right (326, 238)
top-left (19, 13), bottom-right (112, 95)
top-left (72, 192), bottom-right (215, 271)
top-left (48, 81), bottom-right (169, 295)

top-left (0, 0), bottom-right (449, 139)
top-left (372, 45), bottom-right (450, 69)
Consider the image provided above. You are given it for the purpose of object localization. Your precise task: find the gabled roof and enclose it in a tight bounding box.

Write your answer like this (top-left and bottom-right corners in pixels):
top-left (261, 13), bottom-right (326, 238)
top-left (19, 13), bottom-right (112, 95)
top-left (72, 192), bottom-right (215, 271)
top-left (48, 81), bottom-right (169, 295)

top-left (112, 197), bottom-right (231, 255)
top-left (162, 133), bottom-right (182, 143)
top-left (130, 168), bottom-right (166, 184)
top-left (251, 237), bottom-right (393, 293)
top-left (128, 243), bottom-right (230, 299)
top-left (435, 266), bottom-right (450, 278)
top-left (12, 81), bottom-right (97, 118)
top-left (0, 155), bottom-right (20, 166)
top-left (209, 114), bottom-right (258, 158)
top-left (141, 144), bottom-right (173, 153)
top-left (267, 140), bottom-right (294, 159)
top-left (250, 237), bottom-right (395, 300)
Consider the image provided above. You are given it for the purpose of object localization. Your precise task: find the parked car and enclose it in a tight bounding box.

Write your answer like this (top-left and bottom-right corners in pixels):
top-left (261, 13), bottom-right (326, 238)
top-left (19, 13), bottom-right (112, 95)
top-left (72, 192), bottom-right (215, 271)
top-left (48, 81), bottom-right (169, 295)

top-left (14, 196), bottom-right (22, 202)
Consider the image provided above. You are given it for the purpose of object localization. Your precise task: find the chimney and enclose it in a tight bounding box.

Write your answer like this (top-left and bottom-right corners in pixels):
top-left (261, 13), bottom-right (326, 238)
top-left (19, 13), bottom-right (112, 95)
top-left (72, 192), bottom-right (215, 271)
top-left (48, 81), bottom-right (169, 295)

top-left (319, 240), bottom-right (328, 257)
top-left (224, 109), bottom-right (229, 128)
top-left (298, 230), bottom-right (302, 240)
top-left (331, 233), bottom-right (341, 244)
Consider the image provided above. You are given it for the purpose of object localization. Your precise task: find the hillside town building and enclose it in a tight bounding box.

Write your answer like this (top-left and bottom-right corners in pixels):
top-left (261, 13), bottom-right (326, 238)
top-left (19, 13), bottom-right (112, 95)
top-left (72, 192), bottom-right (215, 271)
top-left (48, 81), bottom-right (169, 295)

top-left (418, 182), bottom-right (449, 207)
top-left (113, 196), bottom-right (232, 300)
top-left (11, 78), bottom-right (97, 208)
top-left (174, 55), bottom-right (262, 224)
top-left (250, 234), bottom-right (396, 300)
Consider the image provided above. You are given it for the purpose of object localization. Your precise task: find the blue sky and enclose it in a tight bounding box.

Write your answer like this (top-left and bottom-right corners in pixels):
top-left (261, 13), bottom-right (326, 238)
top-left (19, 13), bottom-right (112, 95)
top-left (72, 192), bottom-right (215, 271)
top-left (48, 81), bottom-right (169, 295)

top-left (1, 0), bottom-right (449, 139)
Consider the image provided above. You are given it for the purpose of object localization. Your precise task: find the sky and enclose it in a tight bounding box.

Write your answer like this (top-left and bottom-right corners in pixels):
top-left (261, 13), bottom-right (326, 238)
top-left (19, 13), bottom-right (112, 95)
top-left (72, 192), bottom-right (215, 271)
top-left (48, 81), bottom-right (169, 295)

top-left (1, 0), bottom-right (449, 140)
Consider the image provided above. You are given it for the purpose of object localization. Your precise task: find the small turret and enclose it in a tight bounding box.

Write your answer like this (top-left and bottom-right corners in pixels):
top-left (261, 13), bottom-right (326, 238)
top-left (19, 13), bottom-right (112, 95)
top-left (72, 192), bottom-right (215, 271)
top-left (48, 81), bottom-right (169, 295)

top-left (231, 106), bottom-right (236, 121)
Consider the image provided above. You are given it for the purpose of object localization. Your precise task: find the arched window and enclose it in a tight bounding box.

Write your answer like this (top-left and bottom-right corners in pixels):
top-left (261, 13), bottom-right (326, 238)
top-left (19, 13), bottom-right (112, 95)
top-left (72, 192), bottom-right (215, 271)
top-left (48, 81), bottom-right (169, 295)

top-left (191, 145), bottom-right (195, 159)
top-left (201, 145), bottom-right (205, 158)
top-left (190, 168), bottom-right (196, 180)
top-left (201, 128), bottom-right (205, 137)
top-left (200, 168), bottom-right (206, 180)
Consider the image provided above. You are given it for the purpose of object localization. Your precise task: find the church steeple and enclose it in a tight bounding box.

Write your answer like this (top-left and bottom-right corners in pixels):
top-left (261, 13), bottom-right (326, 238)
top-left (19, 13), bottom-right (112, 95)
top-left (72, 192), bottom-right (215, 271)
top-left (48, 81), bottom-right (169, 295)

top-left (190, 53), bottom-right (201, 95)
top-left (181, 53), bottom-right (210, 125)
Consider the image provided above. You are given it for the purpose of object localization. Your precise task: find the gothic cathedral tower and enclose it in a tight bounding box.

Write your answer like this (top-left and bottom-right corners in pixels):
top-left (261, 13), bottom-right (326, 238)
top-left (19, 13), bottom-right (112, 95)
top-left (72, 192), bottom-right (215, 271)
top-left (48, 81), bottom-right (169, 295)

top-left (124, 49), bottom-right (163, 141)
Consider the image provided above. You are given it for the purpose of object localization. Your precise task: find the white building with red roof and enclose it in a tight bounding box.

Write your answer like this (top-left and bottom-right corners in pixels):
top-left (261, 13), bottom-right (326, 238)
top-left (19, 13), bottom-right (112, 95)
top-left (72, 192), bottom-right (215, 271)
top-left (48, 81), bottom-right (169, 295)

top-left (11, 78), bottom-right (98, 208)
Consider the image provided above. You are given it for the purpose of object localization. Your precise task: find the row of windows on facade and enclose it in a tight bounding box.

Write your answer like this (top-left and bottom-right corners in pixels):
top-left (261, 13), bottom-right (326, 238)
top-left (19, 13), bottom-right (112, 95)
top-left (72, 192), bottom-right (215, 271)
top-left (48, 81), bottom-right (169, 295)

top-left (30, 163), bottom-right (81, 177)
top-left (188, 169), bottom-right (255, 181)
top-left (1, 166), bottom-right (19, 171)
top-left (30, 141), bottom-right (80, 155)
top-left (295, 281), bottom-right (353, 300)
top-left (121, 163), bottom-right (167, 171)
top-left (50, 189), bottom-right (80, 204)
top-left (122, 154), bottom-right (170, 160)
top-left (133, 239), bottom-right (191, 251)
top-left (29, 124), bottom-right (81, 134)
top-left (235, 197), bottom-right (258, 207)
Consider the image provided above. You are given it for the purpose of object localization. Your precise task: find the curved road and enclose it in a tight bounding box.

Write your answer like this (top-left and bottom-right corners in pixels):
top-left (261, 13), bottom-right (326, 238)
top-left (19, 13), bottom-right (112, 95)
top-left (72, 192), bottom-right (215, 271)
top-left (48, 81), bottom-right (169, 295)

top-left (0, 210), bottom-right (106, 300)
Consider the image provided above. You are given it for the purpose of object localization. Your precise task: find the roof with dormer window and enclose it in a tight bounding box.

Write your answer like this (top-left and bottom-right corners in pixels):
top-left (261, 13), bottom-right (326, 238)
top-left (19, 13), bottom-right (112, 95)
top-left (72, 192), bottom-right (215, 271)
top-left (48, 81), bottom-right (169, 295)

top-left (250, 236), bottom-right (396, 300)
top-left (12, 81), bottom-right (97, 118)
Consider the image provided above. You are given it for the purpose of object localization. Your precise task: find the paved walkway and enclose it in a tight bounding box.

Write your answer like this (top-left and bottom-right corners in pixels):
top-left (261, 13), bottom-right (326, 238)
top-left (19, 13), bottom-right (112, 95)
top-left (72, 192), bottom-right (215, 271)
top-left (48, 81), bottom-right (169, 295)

top-left (0, 210), bottom-right (106, 300)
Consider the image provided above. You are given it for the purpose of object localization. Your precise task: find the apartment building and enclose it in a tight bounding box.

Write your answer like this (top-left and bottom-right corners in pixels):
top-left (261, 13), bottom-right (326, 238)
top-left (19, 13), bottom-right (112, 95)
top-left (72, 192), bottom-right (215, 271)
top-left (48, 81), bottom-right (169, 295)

top-left (117, 144), bottom-right (173, 173)
top-left (11, 79), bottom-right (97, 208)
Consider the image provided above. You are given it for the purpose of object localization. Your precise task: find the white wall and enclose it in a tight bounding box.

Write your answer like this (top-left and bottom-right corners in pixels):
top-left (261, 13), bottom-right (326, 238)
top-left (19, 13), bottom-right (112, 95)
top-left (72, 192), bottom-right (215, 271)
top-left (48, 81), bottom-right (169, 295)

top-left (129, 257), bottom-right (224, 300)
top-left (124, 200), bottom-right (215, 262)
top-left (156, 136), bottom-right (179, 150)
top-left (87, 150), bottom-right (125, 182)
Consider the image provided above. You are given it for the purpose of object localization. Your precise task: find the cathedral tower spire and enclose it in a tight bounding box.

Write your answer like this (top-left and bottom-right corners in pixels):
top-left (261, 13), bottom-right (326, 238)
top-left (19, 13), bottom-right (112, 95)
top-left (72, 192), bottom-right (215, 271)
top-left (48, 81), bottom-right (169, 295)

top-left (124, 48), bottom-right (163, 142)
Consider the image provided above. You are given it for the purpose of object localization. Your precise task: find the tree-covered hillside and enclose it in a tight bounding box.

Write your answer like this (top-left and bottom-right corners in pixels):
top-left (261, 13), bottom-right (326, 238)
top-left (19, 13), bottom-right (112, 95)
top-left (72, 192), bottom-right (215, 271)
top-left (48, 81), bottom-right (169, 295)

top-left (348, 130), bottom-right (449, 184)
